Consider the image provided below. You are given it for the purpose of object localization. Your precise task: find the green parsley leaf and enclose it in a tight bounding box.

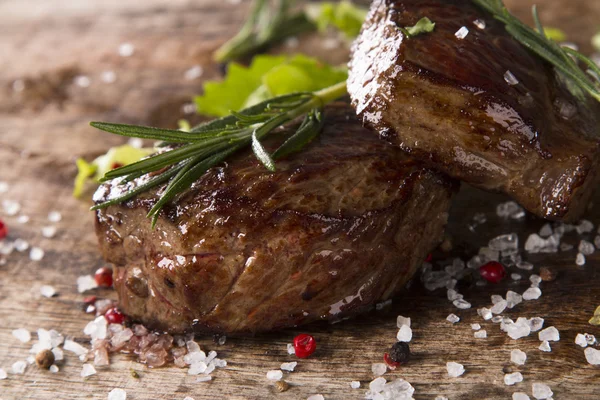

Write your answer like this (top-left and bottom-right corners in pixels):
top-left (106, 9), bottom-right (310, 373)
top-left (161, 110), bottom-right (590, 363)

top-left (195, 54), bottom-right (347, 117)
top-left (403, 17), bottom-right (436, 37)
top-left (305, 1), bottom-right (368, 39)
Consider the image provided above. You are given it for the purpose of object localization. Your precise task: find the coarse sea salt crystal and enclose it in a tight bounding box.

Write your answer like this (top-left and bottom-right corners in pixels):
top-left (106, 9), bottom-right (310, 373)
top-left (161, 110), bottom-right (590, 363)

top-left (478, 307), bottom-right (493, 320)
top-left (447, 314), bottom-right (460, 323)
top-left (3, 200), bottom-right (21, 216)
top-left (446, 362), bottom-right (465, 377)
top-left (585, 333), bottom-right (597, 345)
top-left (506, 291), bottom-right (523, 308)
top-left (397, 325), bottom-right (412, 342)
top-left (0, 181), bottom-right (8, 193)
top-left (529, 274), bottom-right (542, 287)
top-left (29, 247), bottom-right (44, 261)
top-left (0, 368), bottom-right (7, 379)
top-left (12, 328), bottom-right (31, 343)
top-left (455, 26), bottom-right (469, 39)
top-left (513, 393), bottom-right (531, 400)
top-left (576, 253), bottom-right (586, 266)
top-left (40, 285), bottom-right (56, 298)
top-left (504, 70), bottom-right (519, 85)
top-left (539, 340), bottom-right (551, 352)
top-left (184, 65), bottom-right (204, 81)
top-left (49, 365), bottom-right (59, 373)
top-left (396, 315), bottom-right (411, 328)
top-left (584, 347), bottom-right (600, 365)
top-left (491, 300), bottom-right (507, 314)
top-left (471, 323), bottom-right (481, 330)
top-left (576, 220), bottom-right (594, 234)
top-left (473, 19), bottom-right (486, 29)
top-left (491, 294), bottom-right (504, 304)
top-left (77, 275), bottom-right (98, 293)
top-left (372, 363), bottom-right (387, 376)
top-left (84, 316), bottom-right (108, 340)
top-left (350, 381), bottom-right (360, 389)
top-left (52, 347), bottom-right (64, 361)
top-left (42, 226), bottom-right (57, 238)
top-left (504, 372), bottom-right (523, 386)
top-left (47, 211), bottom-right (61, 222)
top-left (523, 287), bottom-right (541, 300)
top-left (266, 370), bottom-right (283, 381)
top-left (17, 215), bottom-right (29, 224)
top-left (575, 333), bottom-right (588, 347)
top-left (196, 375), bottom-right (212, 382)
top-left (14, 239), bottom-right (29, 252)
top-left (505, 320), bottom-right (531, 340)
top-left (101, 70), bottom-right (116, 83)
top-left (511, 349), bottom-right (527, 365)
top-left (496, 201), bottom-right (524, 219)
top-left (578, 240), bottom-right (595, 255)
top-left (538, 326), bottom-right (559, 342)
top-left (81, 363), bottom-right (96, 377)
top-left (453, 298), bottom-right (471, 310)
top-left (184, 350), bottom-right (206, 365)
top-left (12, 360), bottom-right (26, 374)
top-left (474, 330), bottom-right (487, 339)
top-left (188, 362), bottom-right (207, 375)
top-left (516, 261), bottom-right (534, 271)
top-left (532, 382), bottom-right (553, 399)
top-left (108, 388), bottom-right (127, 400)
top-left (64, 339), bottom-right (88, 356)
top-left (118, 42), bottom-right (135, 57)
top-left (489, 233), bottom-right (519, 252)
top-left (280, 362), bottom-right (297, 372)
top-left (307, 395), bottom-right (324, 400)
top-left (529, 317), bottom-right (545, 332)
top-left (287, 343), bottom-right (295, 355)
top-left (369, 377), bottom-right (386, 393)
top-left (539, 223), bottom-right (553, 237)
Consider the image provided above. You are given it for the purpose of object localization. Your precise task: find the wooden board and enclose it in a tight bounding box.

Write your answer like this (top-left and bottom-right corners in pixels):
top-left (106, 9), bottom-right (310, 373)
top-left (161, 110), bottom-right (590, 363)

top-left (1, 1), bottom-right (600, 399)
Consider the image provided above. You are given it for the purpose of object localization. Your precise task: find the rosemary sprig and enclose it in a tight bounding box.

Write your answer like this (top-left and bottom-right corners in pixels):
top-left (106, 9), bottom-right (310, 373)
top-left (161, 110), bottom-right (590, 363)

top-left (472, 0), bottom-right (600, 102)
top-left (214, 0), bottom-right (314, 63)
top-left (90, 81), bottom-right (346, 227)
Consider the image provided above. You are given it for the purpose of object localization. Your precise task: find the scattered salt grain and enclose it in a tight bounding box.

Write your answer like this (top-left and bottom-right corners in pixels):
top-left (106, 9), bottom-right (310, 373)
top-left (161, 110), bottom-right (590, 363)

top-left (350, 381), bottom-right (360, 389)
top-left (473, 19), bottom-right (486, 29)
top-left (511, 349), bottom-right (527, 365)
top-left (0, 182), bottom-right (7, 193)
top-left (81, 363), bottom-right (96, 377)
top-left (196, 375), bottom-right (212, 382)
top-left (523, 287), bottom-right (541, 300)
top-left (184, 397), bottom-right (195, 400)
top-left (47, 211), bottom-right (61, 222)
top-left (84, 316), bottom-right (108, 340)
top-left (397, 325), bottom-right (412, 342)
top-left (471, 323), bottom-right (481, 330)
top-left (491, 316), bottom-right (503, 323)
top-left (12, 328), bottom-right (31, 343)
top-left (455, 26), bottom-right (469, 39)
top-left (118, 43), bottom-right (135, 57)
top-left (184, 65), bottom-right (204, 80)
top-left (491, 300), bottom-right (507, 314)
top-left (529, 274), bottom-right (541, 287)
top-left (539, 223), bottom-right (553, 237)
top-left (42, 226), bottom-right (57, 238)
top-left (17, 215), bottom-right (29, 224)
top-left (13, 239), bottom-right (28, 252)
top-left (64, 339), bottom-right (88, 356)
top-left (529, 317), bottom-right (545, 332)
top-left (505, 319), bottom-right (531, 340)
top-left (585, 333), bottom-right (597, 345)
top-left (538, 341), bottom-right (551, 352)
top-left (188, 362), bottom-right (207, 375)
top-left (287, 343), bottom-right (295, 355)
top-left (12, 360), bottom-right (26, 374)
top-left (513, 393), bottom-right (531, 400)
top-left (575, 333), bottom-right (588, 347)
top-left (108, 388), bottom-right (127, 400)
top-left (584, 347), bottom-right (600, 365)
top-left (532, 382), bottom-right (553, 399)
top-left (504, 372), bottom-right (523, 386)
top-left (280, 362), bottom-right (297, 372)
top-left (372, 363), bottom-right (387, 376)
top-left (575, 252), bottom-right (586, 266)
top-left (474, 330), bottom-right (487, 339)
top-left (40, 285), bottom-right (56, 298)
top-left (74, 75), bottom-right (91, 88)
top-left (506, 291), bottom-right (523, 308)
top-left (369, 377), bottom-right (386, 393)
top-left (516, 261), bottom-right (534, 271)
top-left (77, 275), bottom-right (98, 293)
top-left (3, 200), bottom-right (21, 216)
top-left (525, 234), bottom-right (559, 253)
top-left (101, 70), bottom-right (117, 83)
top-left (307, 395), bottom-right (324, 400)
top-left (489, 233), bottom-right (519, 252)
top-left (446, 314), bottom-right (460, 324)
top-left (396, 315), bottom-right (411, 328)
top-left (504, 70), bottom-right (519, 85)
top-left (0, 368), bottom-right (6, 379)
top-left (576, 220), bottom-right (594, 234)
top-left (478, 307), bottom-right (493, 320)
top-left (52, 347), bottom-right (64, 361)
top-left (578, 240), bottom-right (595, 255)
top-left (29, 247), bottom-right (44, 261)
top-left (267, 370), bottom-right (283, 381)
top-left (453, 298), bottom-right (471, 310)
top-left (538, 326), bottom-right (559, 342)
top-left (446, 362), bottom-right (465, 378)
top-left (184, 350), bottom-right (206, 365)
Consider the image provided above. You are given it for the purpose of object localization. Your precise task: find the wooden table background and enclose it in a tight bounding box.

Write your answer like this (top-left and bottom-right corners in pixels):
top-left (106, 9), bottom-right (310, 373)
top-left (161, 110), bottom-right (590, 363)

top-left (1, 0), bottom-right (600, 399)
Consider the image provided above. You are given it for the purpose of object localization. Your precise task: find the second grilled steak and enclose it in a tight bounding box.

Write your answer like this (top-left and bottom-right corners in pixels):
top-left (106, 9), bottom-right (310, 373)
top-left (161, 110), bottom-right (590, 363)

top-left (93, 104), bottom-right (456, 334)
top-left (348, 0), bottom-right (600, 221)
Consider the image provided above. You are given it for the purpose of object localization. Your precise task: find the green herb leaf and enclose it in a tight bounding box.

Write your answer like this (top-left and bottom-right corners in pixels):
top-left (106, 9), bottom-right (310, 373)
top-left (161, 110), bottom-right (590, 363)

top-left (402, 17), bottom-right (436, 37)
top-left (542, 27), bottom-right (566, 42)
top-left (272, 109), bottom-right (323, 159)
top-left (251, 130), bottom-right (276, 171)
top-left (305, 1), bottom-right (368, 39)
top-left (195, 54), bottom-right (347, 117)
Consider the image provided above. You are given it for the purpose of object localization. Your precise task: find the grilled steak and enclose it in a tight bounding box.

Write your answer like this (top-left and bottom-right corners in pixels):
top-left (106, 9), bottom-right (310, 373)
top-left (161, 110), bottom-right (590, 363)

top-left (348, 0), bottom-right (600, 221)
top-left (94, 104), bottom-right (456, 334)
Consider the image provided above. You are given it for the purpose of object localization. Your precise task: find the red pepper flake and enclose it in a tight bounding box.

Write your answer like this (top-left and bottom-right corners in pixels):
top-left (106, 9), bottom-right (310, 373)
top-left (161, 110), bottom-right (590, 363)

top-left (94, 267), bottom-right (114, 288)
top-left (105, 307), bottom-right (125, 324)
top-left (111, 162), bottom-right (124, 170)
top-left (293, 334), bottom-right (316, 358)
top-left (0, 219), bottom-right (7, 240)
top-left (83, 295), bottom-right (97, 304)
top-left (479, 261), bottom-right (506, 283)
top-left (384, 353), bottom-right (400, 370)
top-left (424, 253), bottom-right (433, 263)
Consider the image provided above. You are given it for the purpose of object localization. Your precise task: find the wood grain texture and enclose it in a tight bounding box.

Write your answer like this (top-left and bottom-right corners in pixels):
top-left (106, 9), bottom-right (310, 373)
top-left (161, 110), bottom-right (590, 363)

top-left (0, 1), bottom-right (599, 399)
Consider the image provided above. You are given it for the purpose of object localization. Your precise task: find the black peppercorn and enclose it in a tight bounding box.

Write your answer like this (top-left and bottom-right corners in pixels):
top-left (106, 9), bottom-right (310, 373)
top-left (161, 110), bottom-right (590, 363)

top-left (389, 341), bottom-right (410, 364)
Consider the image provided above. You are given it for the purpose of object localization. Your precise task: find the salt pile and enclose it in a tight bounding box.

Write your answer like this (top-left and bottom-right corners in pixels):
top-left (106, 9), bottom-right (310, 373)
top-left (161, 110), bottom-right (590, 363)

top-left (446, 362), bottom-right (465, 378)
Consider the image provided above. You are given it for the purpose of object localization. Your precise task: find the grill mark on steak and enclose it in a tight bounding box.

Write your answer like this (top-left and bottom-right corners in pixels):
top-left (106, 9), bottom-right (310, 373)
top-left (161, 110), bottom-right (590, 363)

top-left (94, 104), bottom-right (456, 334)
top-left (348, 0), bottom-right (600, 221)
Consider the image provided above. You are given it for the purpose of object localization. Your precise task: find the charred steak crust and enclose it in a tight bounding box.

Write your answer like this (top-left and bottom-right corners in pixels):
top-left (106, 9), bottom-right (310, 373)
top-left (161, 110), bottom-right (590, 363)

top-left (348, 0), bottom-right (600, 221)
top-left (94, 104), bottom-right (456, 334)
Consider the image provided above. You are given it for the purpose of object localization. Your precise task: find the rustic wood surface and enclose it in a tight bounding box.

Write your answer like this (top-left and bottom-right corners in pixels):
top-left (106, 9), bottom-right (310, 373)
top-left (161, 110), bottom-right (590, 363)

top-left (1, 0), bottom-right (600, 399)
